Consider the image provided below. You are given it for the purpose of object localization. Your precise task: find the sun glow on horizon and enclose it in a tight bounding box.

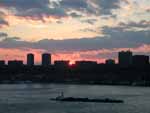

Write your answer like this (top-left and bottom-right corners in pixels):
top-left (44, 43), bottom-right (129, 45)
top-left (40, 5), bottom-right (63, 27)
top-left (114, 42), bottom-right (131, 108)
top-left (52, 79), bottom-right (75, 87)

top-left (69, 61), bottom-right (75, 66)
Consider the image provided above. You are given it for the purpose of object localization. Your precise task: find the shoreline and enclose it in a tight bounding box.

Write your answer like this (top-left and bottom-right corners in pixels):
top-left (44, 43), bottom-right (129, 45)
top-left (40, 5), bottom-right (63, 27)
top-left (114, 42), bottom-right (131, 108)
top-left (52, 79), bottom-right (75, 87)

top-left (0, 81), bottom-right (150, 87)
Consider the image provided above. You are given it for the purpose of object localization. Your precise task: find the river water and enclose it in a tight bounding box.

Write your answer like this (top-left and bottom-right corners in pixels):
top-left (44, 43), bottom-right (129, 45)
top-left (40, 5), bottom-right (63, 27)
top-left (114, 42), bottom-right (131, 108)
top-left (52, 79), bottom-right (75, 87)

top-left (0, 84), bottom-right (150, 113)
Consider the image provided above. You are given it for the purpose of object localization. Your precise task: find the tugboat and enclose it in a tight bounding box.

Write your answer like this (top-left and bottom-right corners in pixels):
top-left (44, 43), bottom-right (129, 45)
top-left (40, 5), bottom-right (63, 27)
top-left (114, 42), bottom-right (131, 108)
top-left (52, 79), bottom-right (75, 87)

top-left (50, 92), bottom-right (124, 103)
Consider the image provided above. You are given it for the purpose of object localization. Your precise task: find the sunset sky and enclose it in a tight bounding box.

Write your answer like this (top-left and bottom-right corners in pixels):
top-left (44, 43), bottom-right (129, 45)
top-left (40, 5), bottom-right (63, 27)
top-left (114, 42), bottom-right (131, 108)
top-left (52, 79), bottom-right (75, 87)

top-left (0, 0), bottom-right (150, 64)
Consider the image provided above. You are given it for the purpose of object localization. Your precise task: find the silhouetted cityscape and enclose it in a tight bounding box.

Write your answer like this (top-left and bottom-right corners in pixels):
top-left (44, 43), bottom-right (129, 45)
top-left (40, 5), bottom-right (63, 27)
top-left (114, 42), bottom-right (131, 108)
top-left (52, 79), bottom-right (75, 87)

top-left (0, 50), bottom-right (150, 86)
top-left (0, 50), bottom-right (149, 66)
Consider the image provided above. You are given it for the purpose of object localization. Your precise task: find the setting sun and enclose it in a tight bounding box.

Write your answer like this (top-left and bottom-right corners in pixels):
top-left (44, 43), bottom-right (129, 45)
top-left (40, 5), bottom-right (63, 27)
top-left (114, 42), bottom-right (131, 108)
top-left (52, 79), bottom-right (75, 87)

top-left (69, 61), bottom-right (75, 66)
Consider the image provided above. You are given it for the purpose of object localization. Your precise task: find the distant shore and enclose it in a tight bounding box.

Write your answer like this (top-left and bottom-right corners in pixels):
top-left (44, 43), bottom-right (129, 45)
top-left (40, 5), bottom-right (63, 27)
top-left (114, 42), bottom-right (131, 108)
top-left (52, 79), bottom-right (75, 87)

top-left (0, 65), bottom-right (150, 87)
top-left (1, 80), bottom-right (150, 87)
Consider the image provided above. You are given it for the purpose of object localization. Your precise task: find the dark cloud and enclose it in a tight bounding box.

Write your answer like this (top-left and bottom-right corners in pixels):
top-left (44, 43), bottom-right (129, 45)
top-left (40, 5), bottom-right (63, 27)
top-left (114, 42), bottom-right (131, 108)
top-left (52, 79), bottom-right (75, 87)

top-left (0, 36), bottom-right (31, 49)
top-left (146, 9), bottom-right (150, 13)
top-left (102, 26), bottom-right (150, 48)
top-left (89, 0), bottom-right (121, 15)
top-left (56, 20), bottom-right (63, 24)
top-left (0, 0), bottom-right (125, 22)
top-left (0, 0), bottom-right (50, 10)
top-left (0, 0), bottom-right (67, 21)
top-left (79, 28), bottom-right (97, 33)
top-left (0, 18), bottom-right (8, 28)
top-left (60, 0), bottom-right (87, 9)
top-left (0, 11), bottom-right (9, 28)
top-left (0, 0), bottom-right (89, 21)
top-left (3, 37), bottom-right (21, 41)
top-left (0, 24), bottom-right (149, 52)
top-left (69, 12), bottom-right (83, 18)
top-left (101, 14), bottom-right (117, 19)
top-left (59, 0), bottom-right (97, 16)
top-left (81, 19), bottom-right (97, 25)
top-left (0, 32), bottom-right (7, 38)
top-left (60, 0), bottom-right (122, 16)
top-left (16, 7), bottom-right (66, 22)
top-left (118, 20), bottom-right (150, 30)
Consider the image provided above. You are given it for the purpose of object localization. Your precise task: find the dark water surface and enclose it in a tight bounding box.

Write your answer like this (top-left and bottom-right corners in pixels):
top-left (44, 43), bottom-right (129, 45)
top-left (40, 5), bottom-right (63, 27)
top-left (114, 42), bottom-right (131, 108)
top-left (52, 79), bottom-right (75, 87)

top-left (0, 84), bottom-right (150, 113)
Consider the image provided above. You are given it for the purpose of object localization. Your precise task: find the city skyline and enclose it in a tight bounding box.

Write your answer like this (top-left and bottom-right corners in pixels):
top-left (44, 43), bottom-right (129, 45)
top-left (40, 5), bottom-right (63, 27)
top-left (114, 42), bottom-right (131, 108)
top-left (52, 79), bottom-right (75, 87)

top-left (0, 0), bottom-right (149, 64)
top-left (0, 50), bottom-right (149, 65)
top-left (0, 1), bottom-right (150, 112)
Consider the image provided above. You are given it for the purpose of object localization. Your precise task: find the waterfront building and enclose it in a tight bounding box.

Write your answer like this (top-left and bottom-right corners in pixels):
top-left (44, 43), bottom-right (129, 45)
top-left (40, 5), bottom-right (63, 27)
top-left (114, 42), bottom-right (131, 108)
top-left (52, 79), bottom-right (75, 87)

top-left (118, 50), bottom-right (132, 67)
top-left (54, 60), bottom-right (69, 68)
top-left (105, 59), bottom-right (115, 65)
top-left (75, 61), bottom-right (97, 69)
top-left (132, 55), bottom-right (149, 66)
top-left (42, 53), bottom-right (51, 66)
top-left (27, 53), bottom-right (34, 66)
top-left (8, 60), bottom-right (23, 67)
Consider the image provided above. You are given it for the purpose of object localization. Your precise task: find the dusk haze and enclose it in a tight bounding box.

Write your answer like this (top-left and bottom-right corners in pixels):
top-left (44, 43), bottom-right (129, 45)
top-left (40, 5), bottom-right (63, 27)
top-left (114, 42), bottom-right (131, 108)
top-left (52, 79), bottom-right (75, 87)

top-left (0, 0), bottom-right (149, 64)
top-left (0, 0), bottom-right (150, 113)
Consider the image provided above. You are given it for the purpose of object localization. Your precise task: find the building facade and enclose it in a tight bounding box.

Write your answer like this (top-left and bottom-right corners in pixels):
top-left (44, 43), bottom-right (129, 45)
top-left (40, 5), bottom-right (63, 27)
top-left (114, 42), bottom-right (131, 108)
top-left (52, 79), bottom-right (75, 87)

top-left (8, 60), bottom-right (23, 67)
top-left (132, 55), bottom-right (149, 66)
top-left (75, 61), bottom-right (97, 69)
top-left (118, 50), bottom-right (133, 67)
top-left (54, 60), bottom-right (69, 68)
top-left (27, 53), bottom-right (34, 66)
top-left (105, 59), bottom-right (115, 65)
top-left (42, 53), bottom-right (51, 66)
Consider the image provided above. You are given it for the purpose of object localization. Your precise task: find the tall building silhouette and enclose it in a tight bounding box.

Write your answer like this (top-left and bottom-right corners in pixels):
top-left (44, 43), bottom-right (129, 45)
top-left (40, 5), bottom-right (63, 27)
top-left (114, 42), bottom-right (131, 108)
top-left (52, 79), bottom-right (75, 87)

top-left (42, 53), bottom-right (51, 66)
top-left (27, 53), bottom-right (34, 66)
top-left (118, 50), bottom-right (132, 67)
top-left (132, 55), bottom-right (149, 66)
